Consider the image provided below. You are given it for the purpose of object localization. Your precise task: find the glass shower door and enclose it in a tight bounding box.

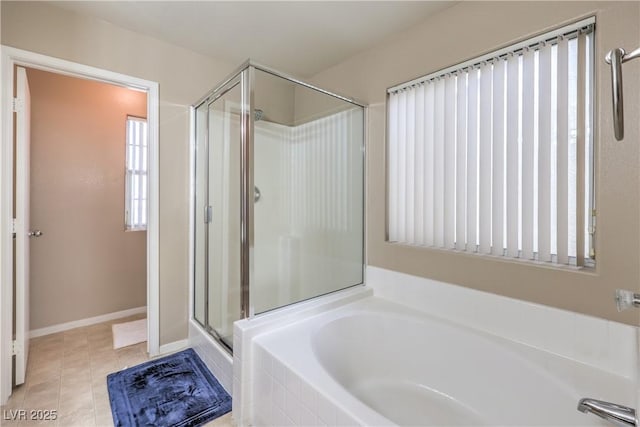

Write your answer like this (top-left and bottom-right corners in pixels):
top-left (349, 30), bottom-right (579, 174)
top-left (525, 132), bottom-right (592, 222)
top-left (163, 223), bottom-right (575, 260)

top-left (251, 68), bottom-right (365, 315)
top-left (194, 78), bottom-right (242, 350)
top-left (207, 81), bottom-right (242, 349)
top-left (193, 61), bottom-right (365, 350)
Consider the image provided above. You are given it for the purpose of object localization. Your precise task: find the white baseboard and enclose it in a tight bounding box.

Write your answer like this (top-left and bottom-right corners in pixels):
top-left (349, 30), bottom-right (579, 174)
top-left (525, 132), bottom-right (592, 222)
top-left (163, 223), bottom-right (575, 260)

top-left (29, 306), bottom-right (147, 338)
top-left (159, 339), bottom-right (189, 355)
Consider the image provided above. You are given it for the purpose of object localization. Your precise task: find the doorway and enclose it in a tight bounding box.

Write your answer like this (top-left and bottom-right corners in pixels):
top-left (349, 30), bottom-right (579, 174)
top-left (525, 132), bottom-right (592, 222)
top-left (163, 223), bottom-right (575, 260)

top-left (0, 46), bottom-right (160, 405)
top-left (25, 67), bottom-right (148, 334)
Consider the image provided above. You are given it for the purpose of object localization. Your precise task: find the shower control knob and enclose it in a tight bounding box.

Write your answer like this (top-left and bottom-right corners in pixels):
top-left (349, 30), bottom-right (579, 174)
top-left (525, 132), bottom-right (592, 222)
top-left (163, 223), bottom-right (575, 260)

top-left (28, 230), bottom-right (43, 238)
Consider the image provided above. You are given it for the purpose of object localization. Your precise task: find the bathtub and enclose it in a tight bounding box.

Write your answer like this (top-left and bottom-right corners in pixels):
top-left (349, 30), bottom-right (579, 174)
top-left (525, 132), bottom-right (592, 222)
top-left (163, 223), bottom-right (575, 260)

top-left (249, 296), bottom-right (634, 426)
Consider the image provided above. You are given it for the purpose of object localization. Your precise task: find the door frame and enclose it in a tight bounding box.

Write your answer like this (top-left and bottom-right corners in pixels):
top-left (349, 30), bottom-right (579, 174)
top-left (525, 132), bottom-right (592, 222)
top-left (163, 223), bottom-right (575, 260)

top-left (14, 66), bottom-right (31, 387)
top-left (0, 46), bottom-right (161, 404)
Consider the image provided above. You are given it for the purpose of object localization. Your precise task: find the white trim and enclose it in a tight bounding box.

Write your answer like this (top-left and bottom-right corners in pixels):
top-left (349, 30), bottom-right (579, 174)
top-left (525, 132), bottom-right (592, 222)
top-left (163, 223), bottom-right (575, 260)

top-left (1, 48), bottom-right (13, 403)
top-left (0, 46), bottom-right (161, 404)
top-left (29, 306), bottom-right (147, 338)
top-left (146, 59), bottom-right (161, 361)
top-left (159, 339), bottom-right (189, 355)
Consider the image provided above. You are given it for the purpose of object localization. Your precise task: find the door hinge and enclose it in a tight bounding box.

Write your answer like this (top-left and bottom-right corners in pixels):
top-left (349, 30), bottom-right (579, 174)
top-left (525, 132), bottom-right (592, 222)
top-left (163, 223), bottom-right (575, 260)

top-left (204, 206), bottom-right (212, 224)
top-left (12, 218), bottom-right (17, 239)
top-left (12, 97), bottom-right (24, 113)
top-left (11, 340), bottom-right (22, 356)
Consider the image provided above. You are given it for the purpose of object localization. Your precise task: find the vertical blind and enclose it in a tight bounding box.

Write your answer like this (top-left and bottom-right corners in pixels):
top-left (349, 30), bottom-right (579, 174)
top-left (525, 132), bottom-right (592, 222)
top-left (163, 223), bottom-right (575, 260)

top-left (387, 19), bottom-right (594, 266)
top-left (125, 117), bottom-right (148, 231)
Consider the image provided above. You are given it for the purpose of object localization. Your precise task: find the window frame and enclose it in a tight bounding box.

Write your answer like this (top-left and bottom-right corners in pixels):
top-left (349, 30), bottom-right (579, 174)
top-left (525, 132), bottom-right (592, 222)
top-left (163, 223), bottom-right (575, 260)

top-left (385, 17), bottom-right (596, 268)
top-left (125, 115), bottom-right (148, 232)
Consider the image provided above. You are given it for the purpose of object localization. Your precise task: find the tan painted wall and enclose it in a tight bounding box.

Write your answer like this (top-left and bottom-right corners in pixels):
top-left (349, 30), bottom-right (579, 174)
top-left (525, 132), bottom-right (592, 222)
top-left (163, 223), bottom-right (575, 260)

top-left (1, 1), bottom-right (237, 344)
top-left (27, 68), bottom-right (147, 329)
top-left (309, 1), bottom-right (640, 326)
top-left (293, 83), bottom-right (356, 126)
top-left (254, 70), bottom-right (295, 126)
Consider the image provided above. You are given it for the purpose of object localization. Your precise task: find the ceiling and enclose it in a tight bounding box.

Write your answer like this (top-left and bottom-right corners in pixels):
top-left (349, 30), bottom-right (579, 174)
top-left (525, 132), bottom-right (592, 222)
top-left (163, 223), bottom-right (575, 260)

top-left (51, 1), bottom-right (456, 77)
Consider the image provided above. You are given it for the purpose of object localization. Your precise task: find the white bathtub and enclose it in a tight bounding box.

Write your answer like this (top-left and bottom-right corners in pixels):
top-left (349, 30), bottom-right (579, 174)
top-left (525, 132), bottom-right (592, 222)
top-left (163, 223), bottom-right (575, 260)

top-left (249, 296), bottom-right (634, 426)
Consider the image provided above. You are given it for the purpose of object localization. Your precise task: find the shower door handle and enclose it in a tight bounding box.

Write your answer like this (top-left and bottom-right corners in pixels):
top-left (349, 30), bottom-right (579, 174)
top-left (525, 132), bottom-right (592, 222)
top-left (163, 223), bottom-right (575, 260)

top-left (254, 186), bottom-right (261, 203)
top-left (204, 206), bottom-right (212, 224)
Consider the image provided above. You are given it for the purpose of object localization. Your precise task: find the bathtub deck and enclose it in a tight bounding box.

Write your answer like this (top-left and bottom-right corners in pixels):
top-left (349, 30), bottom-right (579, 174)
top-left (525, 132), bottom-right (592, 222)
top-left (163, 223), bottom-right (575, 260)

top-left (248, 296), bottom-right (635, 426)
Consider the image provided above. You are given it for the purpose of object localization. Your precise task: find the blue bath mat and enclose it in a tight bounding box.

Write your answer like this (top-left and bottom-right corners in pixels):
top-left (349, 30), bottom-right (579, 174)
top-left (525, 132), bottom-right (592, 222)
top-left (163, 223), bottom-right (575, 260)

top-left (107, 348), bottom-right (231, 427)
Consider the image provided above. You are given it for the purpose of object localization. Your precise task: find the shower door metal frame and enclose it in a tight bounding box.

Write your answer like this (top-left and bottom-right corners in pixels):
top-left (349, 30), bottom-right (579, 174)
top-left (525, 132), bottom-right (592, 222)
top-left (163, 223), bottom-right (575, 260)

top-left (192, 73), bottom-right (244, 349)
top-left (191, 59), bottom-right (367, 351)
top-left (240, 66), bottom-right (254, 319)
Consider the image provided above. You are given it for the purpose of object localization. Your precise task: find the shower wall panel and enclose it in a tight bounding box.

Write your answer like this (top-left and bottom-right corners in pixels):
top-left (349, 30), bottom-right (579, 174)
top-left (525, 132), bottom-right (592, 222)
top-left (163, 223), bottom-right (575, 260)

top-left (253, 107), bottom-right (364, 314)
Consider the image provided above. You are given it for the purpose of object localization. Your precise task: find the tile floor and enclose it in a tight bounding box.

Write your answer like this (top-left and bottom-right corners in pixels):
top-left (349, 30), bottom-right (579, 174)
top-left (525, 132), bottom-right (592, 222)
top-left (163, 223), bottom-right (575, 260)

top-left (0, 315), bottom-right (233, 426)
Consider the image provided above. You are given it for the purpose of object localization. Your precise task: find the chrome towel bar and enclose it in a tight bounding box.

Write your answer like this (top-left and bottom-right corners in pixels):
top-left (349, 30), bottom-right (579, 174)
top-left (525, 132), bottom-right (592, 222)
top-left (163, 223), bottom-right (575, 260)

top-left (605, 47), bottom-right (640, 141)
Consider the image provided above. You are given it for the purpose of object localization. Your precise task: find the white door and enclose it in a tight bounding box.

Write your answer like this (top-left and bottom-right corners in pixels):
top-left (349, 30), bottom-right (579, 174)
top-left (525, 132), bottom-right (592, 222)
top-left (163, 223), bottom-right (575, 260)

top-left (14, 66), bottom-right (31, 385)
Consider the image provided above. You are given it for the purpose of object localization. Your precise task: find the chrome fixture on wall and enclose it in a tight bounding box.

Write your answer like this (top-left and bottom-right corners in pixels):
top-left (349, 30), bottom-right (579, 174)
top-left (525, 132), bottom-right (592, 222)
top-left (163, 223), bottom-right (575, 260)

top-left (605, 46), bottom-right (640, 141)
top-left (577, 398), bottom-right (636, 427)
top-left (576, 288), bottom-right (639, 426)
top-left (615, 289), bottom-right (640, 312)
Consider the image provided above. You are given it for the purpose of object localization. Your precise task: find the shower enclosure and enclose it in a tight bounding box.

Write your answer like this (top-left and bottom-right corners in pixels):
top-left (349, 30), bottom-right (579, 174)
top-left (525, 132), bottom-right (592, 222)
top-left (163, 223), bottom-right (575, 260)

top-left (192, 61), bottom-right (365, 350)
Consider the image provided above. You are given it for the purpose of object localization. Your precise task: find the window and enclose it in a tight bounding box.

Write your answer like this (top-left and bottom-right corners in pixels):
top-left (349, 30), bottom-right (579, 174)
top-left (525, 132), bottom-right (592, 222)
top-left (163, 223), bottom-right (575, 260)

top-left (125, 116), bottom-right (148, 231)
top-left (387, 18), bottom-right (594, 266)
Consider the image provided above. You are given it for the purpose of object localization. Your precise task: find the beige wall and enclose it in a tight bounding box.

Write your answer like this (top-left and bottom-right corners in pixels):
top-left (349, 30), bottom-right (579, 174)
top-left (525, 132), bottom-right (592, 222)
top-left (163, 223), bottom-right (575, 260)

top-left (1, 1), bottom-right (236, 343)
top-left (293, 83), bottom-right (357, 126)
top-left (310, 1), bottom-right (640, 326)
top-left (254, 70), bottom-right (295, 126)
top-left (27, 68), bottom-right (147, 329)
top-left (254, 67), bottom-right (354, 127)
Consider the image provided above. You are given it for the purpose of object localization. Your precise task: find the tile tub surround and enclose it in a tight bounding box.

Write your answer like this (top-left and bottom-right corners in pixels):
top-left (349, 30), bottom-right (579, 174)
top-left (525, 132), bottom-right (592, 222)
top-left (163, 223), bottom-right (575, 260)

top-left (232, 286), bottom-right (372, 426)
top-left (252, 345), bottom-right (361, 426)
top-left (366, 266), bottom-right (638, 380)
top-left (189, 319), bottom-right (233, 394)
top-left (247, 297), bottom-right (635, 427)
top-left (235, 267), bottom-right (638, 426)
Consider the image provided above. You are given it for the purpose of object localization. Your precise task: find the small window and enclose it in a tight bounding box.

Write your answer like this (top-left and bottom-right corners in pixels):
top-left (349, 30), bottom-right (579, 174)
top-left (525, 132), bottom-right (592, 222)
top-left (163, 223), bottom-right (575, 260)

top-left (125, 116), bottom-right (148, 231)
top-left (386, 18), bottom-right (595, 266)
